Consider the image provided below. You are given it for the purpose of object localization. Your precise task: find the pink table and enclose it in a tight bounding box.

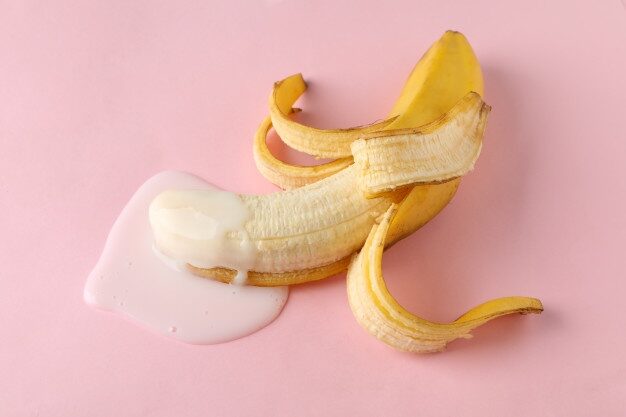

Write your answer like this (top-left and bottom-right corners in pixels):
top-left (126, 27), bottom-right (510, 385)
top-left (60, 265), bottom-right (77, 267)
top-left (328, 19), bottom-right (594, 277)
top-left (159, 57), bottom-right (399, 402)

top-left (1, 1), bottom-right (625, 415)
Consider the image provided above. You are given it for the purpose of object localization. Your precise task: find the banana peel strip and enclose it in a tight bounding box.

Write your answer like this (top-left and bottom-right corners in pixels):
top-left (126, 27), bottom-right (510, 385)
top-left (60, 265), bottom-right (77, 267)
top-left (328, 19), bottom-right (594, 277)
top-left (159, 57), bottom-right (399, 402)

top-left (253, 115), bottom-right (351, 190)
top-left (269, 73), bottom-right (398, 159)
top-left (347, 204), bottom-right (543, 353)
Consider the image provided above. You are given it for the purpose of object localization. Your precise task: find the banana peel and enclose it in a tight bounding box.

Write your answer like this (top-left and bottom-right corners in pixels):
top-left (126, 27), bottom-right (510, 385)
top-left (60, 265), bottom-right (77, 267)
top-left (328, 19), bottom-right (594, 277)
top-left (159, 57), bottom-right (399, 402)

top-left (347, 204), bottom-right (543, 353)
top-left (269, 73), bottom-right (398, 159)
top-left (253, 115), bottom-right (351, 190)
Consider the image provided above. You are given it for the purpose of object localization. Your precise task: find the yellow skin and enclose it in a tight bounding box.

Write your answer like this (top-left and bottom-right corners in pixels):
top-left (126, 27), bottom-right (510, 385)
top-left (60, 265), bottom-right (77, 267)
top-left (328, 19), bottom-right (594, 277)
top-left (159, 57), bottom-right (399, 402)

top-left (347, 203), bottom-right (542, 353)
top-left (252, 114), bottom-right (352, 191)
top-left (268, 73), bottom-right (398, 159)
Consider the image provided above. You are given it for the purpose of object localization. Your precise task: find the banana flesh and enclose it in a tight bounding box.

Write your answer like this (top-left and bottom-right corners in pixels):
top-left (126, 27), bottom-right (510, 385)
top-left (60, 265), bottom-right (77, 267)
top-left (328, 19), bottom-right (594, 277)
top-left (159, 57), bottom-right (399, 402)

top-left (347, 204), bottom-right (543, 353)
top-left (238, 166), bottom-right (397, 273)
top-left (151, 165), bottom-right (397, 275)
top-left (187, 178), bottom-right (463, 287)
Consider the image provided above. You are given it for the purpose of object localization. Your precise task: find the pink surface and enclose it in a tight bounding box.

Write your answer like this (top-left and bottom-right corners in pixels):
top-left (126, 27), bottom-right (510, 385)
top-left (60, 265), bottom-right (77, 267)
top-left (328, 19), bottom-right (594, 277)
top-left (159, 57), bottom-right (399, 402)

top-left (1, 0), bottom-right (625, 416)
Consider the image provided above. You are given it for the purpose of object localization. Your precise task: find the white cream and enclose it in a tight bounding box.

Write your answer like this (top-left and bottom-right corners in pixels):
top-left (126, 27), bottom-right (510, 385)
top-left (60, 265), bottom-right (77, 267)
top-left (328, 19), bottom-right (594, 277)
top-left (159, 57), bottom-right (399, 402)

top-left (149, 188), bottom-right (256, 278)
top-left (84, 171), bottom-right (288, 344)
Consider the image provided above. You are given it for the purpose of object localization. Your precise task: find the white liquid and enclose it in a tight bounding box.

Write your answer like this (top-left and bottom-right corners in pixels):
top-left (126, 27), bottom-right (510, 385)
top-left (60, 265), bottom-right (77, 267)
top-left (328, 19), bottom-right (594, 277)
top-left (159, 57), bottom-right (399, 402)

top-left (84, 171), bottom-right (288, 344)
top-left (149, 188), bottom-right (256, 278)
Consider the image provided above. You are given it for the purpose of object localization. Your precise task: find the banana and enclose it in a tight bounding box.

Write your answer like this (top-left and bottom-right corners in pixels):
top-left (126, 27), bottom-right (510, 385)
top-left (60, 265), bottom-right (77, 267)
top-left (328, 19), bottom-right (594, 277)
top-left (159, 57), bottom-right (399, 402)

top-left (347, 204), bottom-right (543, 353)
top-left (151, 30), bottom-right (543, 352)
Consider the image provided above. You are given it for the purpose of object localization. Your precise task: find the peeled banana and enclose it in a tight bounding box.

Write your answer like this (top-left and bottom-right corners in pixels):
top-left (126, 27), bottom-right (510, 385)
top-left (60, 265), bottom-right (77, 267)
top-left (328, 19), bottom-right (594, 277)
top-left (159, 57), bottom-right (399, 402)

top-left (252, 115), bottom-right (351, 190)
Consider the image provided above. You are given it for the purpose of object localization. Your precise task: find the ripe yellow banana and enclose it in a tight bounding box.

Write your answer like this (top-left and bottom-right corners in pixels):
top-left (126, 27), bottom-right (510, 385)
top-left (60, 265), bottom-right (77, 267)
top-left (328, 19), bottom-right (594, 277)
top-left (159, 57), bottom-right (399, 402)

top-left (347, 204), bottom-right (543, 353)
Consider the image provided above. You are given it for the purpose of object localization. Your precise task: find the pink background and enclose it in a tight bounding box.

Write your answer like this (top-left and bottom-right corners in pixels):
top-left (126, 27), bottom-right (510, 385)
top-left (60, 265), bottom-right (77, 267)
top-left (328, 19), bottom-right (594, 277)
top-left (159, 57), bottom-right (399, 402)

top-left (1, 1), bottom-right (625, 416)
